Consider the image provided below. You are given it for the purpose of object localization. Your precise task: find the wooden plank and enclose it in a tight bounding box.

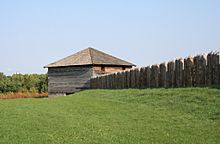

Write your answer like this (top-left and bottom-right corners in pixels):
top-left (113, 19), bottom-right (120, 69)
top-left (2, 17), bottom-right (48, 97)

top-left (159, 63), bottom-right (166, 87)
top-left (150, 65), bottom-right (159, 88)
top-left (126, 70), bottom-right (131, 88)
top-left (167, 61), bottom-right (175, 87)
top-left (145, 66), bottom-right (151, 88)
top-left (184, 57), bottom-right (194, 87)
top-left (130, 69), bottom-right (136, 88)
top-left (193, 55), bottom-right (206, 86)
top-left (139, 67), bottom-right (145, 88)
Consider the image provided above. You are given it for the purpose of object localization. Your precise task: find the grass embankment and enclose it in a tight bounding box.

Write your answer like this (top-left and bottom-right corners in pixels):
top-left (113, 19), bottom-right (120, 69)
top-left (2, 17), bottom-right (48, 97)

top-left (0, 88), bottom-right (219, 144)
top-left (0, 92), bottom-right (48, 99)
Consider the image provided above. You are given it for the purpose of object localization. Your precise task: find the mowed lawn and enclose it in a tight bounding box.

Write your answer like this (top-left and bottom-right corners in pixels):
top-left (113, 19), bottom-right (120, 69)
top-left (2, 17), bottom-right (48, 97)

top-left (0, 88), bottom-right (219, 144)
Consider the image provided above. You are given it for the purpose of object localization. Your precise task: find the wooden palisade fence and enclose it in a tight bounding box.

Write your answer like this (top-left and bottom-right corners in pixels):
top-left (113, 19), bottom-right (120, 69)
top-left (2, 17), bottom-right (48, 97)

top-left (91, 52), bottom-right (220, 89)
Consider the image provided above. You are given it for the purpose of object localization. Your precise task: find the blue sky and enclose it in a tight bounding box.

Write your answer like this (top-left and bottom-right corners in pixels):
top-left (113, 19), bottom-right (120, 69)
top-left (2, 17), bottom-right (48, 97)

top-left (0, 0), bottom-right (219, 75)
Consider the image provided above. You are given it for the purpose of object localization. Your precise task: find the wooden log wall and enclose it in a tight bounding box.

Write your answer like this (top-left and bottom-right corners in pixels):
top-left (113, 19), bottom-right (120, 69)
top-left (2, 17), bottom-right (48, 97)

top-left (48, 66), bottom-right (92, 96)
top-left (91, 52), bottom-right (220, 89)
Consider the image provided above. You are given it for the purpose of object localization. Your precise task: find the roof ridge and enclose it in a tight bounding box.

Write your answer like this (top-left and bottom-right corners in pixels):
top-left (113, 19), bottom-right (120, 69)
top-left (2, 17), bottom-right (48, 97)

top-left (88, 48), bottom-right (94, 64)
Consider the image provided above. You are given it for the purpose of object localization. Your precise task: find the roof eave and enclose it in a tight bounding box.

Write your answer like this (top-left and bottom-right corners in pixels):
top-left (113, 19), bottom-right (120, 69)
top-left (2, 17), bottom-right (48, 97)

top-left (44, 63), bottom-right (136, 68)
top-left (44, 64), bottom-right (94, 68)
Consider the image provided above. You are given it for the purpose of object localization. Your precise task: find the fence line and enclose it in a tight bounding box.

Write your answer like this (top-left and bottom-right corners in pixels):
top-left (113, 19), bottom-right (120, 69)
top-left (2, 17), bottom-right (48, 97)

top-left (91, 52), bottom-right (220, 89)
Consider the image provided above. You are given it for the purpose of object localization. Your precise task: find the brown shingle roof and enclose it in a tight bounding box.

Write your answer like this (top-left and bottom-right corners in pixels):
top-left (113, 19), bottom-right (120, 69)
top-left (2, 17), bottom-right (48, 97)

top-left (44, 47), bottom-right (135, 68)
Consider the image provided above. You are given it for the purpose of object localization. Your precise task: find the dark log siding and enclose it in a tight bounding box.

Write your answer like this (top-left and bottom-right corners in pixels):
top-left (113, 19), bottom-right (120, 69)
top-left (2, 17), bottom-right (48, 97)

top-left (48, 66), bottom-right (92, 96)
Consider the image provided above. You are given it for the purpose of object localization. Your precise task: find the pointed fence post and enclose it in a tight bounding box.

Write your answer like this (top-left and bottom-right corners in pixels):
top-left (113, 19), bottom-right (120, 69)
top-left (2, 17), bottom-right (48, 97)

top-left (184, 57), bottom-right (194, 87)
top-left (214, 52), bottom-right (220, 85)
top-left (150, 65), bottom-right (159, 88)
top-left (175, 59), bottom-right (184, 87)
top-left (193, 55), bottom-right (207, 86)
top-left (126, 70), bottom-right (131, 88)
top-left (134, 68), bottom-right (140, 88)
top-left (216, 64), bottom-right (220, 85)
top-left (130, 69), bottom-right (135, 88)
top-left (206, 52), bottom-right (220, 85)
top-left (167, 61), bottom-right (175, 87)
top-left (145, 66), bottom-right (151, 88)
top-left (159, 63), bottom-right (167, 87)
top-left (139, 68), bottom-right (143, 88)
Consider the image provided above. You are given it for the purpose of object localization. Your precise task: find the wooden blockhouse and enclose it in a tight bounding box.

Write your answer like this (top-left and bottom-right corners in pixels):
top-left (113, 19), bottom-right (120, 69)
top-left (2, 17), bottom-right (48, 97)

top-left (44, 47), bottom-right (135, 96)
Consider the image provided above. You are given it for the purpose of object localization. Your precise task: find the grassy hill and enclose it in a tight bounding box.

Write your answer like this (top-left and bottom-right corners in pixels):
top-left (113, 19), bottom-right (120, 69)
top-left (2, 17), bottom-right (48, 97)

top-left (0, 88), bottom-right (219, 144)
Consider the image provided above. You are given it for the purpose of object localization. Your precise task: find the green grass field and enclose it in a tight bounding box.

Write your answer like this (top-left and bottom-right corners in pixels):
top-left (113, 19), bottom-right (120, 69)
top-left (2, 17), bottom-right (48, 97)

top-left (0, 88), bottom-right (219, 144)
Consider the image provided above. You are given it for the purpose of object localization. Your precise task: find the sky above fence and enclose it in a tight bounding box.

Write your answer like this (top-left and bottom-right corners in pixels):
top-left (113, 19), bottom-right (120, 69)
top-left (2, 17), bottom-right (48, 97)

top-left (0, 0), bottom-right (220, 75)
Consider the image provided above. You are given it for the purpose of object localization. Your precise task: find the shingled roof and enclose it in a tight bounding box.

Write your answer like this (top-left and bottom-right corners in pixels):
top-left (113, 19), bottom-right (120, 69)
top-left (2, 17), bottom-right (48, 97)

top-left (44, 47), bottom-right (135, 68)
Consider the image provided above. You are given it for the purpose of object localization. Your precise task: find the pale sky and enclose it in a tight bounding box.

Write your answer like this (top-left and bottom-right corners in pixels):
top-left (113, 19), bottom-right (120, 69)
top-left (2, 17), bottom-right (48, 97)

top-left (0, 0), bottom-right (220, 75)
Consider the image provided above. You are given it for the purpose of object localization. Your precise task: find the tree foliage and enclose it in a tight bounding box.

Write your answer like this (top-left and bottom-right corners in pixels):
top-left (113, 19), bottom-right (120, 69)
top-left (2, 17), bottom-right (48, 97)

top-left (0, 73), bottom-right (48, 93)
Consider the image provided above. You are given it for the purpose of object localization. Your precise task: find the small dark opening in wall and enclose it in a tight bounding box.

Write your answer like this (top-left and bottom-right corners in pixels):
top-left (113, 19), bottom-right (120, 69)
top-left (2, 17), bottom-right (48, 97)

top-left (101, 66), bottom-right (105, 71)
top-left (122, 67), bottom-right (126, 70)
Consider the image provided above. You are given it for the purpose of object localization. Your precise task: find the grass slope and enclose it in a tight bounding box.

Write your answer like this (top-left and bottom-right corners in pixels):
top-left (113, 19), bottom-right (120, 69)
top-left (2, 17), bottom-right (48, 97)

top-left (0, 88), bottom-right (219, 144)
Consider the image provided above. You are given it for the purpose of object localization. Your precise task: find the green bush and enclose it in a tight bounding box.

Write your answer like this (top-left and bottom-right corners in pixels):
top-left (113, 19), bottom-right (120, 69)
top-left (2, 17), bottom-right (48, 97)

top-left (0, 73), bottom-right (48, 93)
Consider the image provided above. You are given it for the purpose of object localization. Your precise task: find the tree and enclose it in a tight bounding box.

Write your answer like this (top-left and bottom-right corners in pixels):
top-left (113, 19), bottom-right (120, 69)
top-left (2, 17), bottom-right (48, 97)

top-left (0, 72), bottom-right (48, 93)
